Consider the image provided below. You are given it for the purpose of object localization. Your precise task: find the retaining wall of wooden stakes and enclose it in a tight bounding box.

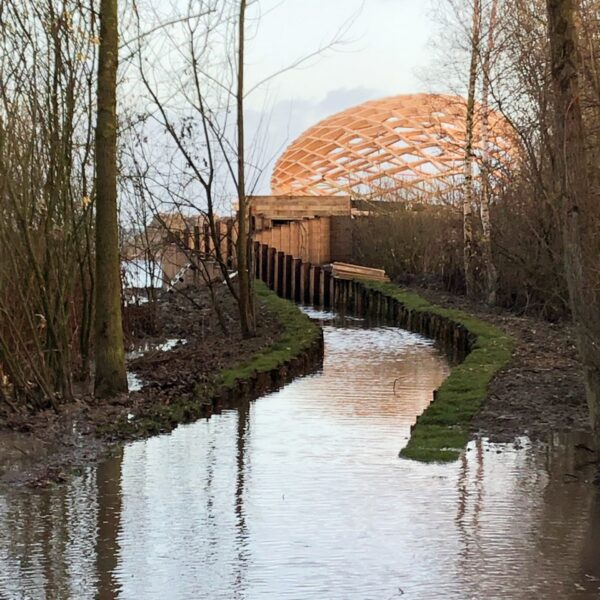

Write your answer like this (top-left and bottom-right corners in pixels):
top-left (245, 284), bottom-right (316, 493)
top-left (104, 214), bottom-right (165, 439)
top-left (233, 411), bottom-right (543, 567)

top-left (254, 242), bottom-right (514, 462)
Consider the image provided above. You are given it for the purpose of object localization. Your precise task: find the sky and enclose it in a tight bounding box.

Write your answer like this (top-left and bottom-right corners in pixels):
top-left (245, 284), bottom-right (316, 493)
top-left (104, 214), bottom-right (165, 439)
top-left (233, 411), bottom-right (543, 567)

top-left (125, 0), bottom-right (445, 200)
top-left (241, 0), bottom-right (442, 192)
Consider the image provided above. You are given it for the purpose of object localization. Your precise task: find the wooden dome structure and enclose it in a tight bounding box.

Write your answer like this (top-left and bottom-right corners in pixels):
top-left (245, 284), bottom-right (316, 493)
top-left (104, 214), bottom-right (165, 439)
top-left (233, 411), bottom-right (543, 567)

top-left (271, 94), bottom-right (514, 200)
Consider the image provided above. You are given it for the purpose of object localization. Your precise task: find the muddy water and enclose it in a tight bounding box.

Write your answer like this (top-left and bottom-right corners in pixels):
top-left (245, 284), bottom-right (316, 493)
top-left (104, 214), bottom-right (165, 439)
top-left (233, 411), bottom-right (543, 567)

top-left (1, 311), bottom-right (599, 599)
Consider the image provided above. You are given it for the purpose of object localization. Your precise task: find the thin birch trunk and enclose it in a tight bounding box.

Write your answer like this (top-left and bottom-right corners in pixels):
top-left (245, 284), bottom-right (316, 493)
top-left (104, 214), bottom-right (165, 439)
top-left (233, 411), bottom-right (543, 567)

top-left (480, 0), bottom-right (499, 305)
top-left (236, 0), bottom-right (256, 338)
top-left (463, 0), bottom-right (482, 298)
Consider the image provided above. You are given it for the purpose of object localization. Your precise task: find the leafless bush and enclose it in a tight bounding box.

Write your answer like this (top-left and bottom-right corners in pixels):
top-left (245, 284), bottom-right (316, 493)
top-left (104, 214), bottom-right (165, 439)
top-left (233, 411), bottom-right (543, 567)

top-left (0, 0), bottom-right (97, 408)
top-left (352, 203), bottom-right (464, 292)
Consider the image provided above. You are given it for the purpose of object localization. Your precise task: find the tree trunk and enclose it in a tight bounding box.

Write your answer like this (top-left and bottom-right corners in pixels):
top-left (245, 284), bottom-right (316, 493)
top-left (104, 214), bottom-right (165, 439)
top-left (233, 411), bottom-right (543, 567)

top-left (94, 0), bottom-right (128, 397)
top-left (236, 0), bottom-right (256, 338)
top-left (479, 0), bottom-right (499, 305)
top-left (463, 0), bottom-right (482, 298)
top-left (546, 0), bottom-right (600, 453)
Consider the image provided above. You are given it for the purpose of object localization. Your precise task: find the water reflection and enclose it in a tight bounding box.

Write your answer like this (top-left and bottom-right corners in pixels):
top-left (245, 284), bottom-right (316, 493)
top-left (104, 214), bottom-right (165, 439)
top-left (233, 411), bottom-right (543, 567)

top-left (96, 452), bottom-right (122, 600)
top-left (0, 467), bottom-right (99, 598)
top-left (1, 319), bottom-right (599, 599)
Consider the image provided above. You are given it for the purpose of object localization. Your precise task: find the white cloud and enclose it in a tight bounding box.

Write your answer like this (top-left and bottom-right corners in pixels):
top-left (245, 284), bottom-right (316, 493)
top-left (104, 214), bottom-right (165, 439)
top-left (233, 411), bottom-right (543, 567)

top-left (245, 86), bottom-right (383, 193)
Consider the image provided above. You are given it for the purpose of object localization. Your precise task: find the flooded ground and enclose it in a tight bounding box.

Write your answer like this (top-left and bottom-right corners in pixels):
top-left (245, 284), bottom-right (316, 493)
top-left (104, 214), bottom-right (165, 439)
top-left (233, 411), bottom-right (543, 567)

top-left (1, 311), bottom-right (599, 599)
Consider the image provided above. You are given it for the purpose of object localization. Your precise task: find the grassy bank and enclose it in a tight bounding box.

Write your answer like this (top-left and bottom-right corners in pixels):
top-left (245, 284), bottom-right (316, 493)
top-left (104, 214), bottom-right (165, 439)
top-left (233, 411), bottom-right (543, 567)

top-left (362, 281), bottom-right (514, 462)
top-left (107, 281), bottom-right (322, 439)
top-left (217, 280), bottom-right (322, 390)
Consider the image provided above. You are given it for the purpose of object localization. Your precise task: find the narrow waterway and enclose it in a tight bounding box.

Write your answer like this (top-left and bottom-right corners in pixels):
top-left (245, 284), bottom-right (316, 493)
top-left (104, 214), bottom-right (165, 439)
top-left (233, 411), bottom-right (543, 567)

top-left (1, 310), bottom-right (599, 599)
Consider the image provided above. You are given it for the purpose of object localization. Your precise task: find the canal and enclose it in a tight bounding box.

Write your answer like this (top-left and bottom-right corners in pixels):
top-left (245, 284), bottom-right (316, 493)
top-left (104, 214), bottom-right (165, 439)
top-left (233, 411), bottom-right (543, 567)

top-left (1, 309), bottom-right (599, 599)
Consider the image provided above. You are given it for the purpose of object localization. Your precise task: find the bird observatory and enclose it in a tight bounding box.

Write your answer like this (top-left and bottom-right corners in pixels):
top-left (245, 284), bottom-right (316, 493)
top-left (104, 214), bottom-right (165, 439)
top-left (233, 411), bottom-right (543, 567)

top-left (133, 93), bottom-right (515, 293)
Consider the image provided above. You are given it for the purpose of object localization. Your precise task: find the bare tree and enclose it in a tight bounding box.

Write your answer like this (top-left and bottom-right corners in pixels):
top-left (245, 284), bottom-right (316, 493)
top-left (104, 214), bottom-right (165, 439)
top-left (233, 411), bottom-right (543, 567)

top-left (546, 0), bottom-right (600, 454)
top-left (0, 0), bottom-right (98, 408)
top-left (124, 0), bottom-right (351, 338)
top-left (479, 0), bottom-right (499, 304)
top-left (463, 0), bottom-right (482, 297)
top-left (94, 0), bottom-right (128, 397)
top-left (235, 0), bottom-right (255, 337)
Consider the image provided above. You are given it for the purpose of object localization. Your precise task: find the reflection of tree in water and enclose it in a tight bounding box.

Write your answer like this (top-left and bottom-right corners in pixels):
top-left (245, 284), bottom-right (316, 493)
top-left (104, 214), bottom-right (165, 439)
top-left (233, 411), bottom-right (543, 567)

top-left (455, 438), bottom-right (485, 596)
top-left (580, 491), bottom-right (600, 592)
top-left (0, 469), bottom-right (99, 597)
top-left (95, 449), bottom-right (123, 599)
top-left (533, 433), bottom-right (599, 597)
top-left (41, 487), bottom-right (62, 597)
top-left (452, 436), bottom-right (600, 598)
top-left (233, 400), bottom-right (251, 598)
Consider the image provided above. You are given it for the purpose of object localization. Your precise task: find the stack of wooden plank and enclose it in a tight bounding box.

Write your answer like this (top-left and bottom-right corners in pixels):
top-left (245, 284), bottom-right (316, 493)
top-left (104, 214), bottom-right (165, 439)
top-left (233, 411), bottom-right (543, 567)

top-left (248, 195), bottom-right (351, 219)
top-left (331, 262), bottom-right (390, 282)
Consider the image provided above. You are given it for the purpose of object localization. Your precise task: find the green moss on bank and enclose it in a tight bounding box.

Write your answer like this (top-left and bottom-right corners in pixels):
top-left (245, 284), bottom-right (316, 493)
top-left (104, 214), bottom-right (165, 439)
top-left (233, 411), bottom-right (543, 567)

top-left (362, 280), bottom-right (514, 463)
top-left (216, 280), bottom-right (321, 390)
top-left (105, 282), bottom-right (321, 440)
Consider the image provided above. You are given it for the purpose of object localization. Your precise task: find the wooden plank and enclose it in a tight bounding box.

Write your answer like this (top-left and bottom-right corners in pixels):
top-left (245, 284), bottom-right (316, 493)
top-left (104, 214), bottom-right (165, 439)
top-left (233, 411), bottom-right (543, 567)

top-left (248, 195), bottom-right (351, 218)
top-left (289, 222), bottom-right (300, 259)
top-left (280, 224), bottom-right (291, 255)
top-left (331, 262), bottom-right (389, 282)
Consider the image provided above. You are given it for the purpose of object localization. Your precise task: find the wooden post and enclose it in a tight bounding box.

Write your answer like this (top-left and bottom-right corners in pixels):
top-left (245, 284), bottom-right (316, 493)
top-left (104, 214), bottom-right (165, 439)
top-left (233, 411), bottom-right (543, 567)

top-left (253, 241), bottom-right (261, 277)
top-left (283, 254), bottom-right (293, 299)
top-left (321, 269), bottom-right (333, 308)
top-left (327, 273), bottom-right (336, 308)
top-left (275, 251), bottom-right (285, 296)
top-left (291, 258), bottom-right (302, 303)
top-left (319, 269), bottom-right (326, 308)
top-left (260, 244), bottom-right (268, 282)
top-left (273, 251), bottom-right (280, 294)
top-left (310, 266), bottom-right (321, 306)
top-left (256, 244), bottom-right (263, 281)
top-left (300, 262), bottom-right (310, 304)
top-left (332, 277), bottom-right (339, 309)
top-left (267, 247), bottom-right (276, 289)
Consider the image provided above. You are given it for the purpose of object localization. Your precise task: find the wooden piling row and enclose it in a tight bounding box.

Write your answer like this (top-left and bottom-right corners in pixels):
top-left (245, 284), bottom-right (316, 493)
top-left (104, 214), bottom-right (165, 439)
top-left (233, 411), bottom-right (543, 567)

top-left (254, 243), bottom-right (471, 360)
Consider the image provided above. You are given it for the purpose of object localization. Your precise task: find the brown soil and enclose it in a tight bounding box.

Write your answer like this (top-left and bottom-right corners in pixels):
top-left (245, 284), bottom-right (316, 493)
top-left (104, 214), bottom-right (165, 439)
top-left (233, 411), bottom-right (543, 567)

top-left (0, 286), bottom-right (288, 487)
top-left (410, 286), bottom-right (590, 443)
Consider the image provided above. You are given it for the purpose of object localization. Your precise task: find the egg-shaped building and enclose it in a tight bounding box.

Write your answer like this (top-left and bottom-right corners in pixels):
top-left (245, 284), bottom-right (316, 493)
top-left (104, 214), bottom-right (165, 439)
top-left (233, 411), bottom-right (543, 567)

top-left (271, 94), bottom-right (514, 200)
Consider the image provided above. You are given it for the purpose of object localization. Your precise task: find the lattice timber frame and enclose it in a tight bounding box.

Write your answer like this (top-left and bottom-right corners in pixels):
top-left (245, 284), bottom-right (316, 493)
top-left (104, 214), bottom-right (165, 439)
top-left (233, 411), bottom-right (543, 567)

top-left (272, 94), bottom-right (516, 201)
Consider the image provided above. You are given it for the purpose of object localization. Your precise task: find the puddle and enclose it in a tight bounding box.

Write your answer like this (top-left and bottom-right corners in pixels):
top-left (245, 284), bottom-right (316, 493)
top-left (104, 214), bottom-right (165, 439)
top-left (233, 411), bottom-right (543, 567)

top-left (126, 338), bottom-right (187, 360)
top-left (1, 317), bottom-right (599, 599)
